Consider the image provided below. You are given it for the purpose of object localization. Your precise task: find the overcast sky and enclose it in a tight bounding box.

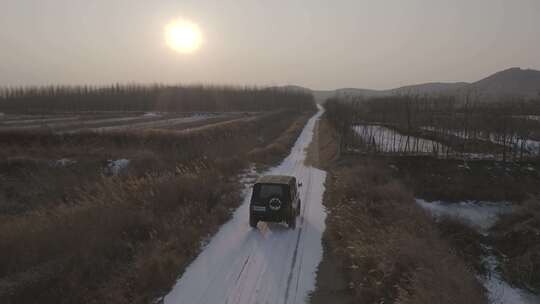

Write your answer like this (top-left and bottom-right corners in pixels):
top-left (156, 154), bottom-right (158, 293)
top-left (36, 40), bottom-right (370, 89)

top-left (1, 0), bottom-right (539, 90)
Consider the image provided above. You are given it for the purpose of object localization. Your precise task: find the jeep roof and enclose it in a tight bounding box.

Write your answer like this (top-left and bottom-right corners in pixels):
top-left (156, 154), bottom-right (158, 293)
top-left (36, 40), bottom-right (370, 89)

top-left (255, 175), bottom-right (296, 185)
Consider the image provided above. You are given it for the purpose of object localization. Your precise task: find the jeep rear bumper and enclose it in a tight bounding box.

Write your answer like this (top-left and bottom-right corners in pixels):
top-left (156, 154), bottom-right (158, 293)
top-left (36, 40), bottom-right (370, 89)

top-left (250, 205), bottom-right (289, 222)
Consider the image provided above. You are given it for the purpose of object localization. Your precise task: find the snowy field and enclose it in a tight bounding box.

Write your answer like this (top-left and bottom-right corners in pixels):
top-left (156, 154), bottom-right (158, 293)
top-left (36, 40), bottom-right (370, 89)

top-left (513, 115), bottom-right (540, 122)
top-left (487, 134), bottom-right (540, 155)
top-left (420, 126), bottom-right (540, 155)
top-left (164, 107), bottom-right (327, 304)
top-left (1, 116), bottom-right (79, 125)
top-left (70, 113), bottom-right (217, 133)
top-left (0, 112), bottom-right (237, 133)
top-left (353, 125), bottom-right (450, 154)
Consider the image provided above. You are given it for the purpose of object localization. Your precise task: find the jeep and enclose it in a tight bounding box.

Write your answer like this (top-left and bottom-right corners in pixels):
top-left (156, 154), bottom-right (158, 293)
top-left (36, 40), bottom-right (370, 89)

top-left (249, 175), bottom-right (301, 229)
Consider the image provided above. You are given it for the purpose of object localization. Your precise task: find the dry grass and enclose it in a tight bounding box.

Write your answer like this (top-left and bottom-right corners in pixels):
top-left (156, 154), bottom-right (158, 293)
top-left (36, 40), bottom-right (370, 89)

top-left (323, 160), bottom-right (487, 303)
top-left (311, 115), bottom-right (487, 304)
top-left (0, 108), bottom-right (314, 303)
top-left (0, 165), bottom-right (242, 303)
top-left (247, 113), bottom-right (311, 165)
top-left (0, 157), bottom-right (105, 215)
top-left (436, 217), bottom-right (487, 274)
top-left (319, 101), bottom-right (539, 302)
top-left (491, 197), bottom-right (540, 293)
top-left (305, 117), bottom-right (339, 169)
top-left (0, 110), bottom-right (310, 215)
top-left (389, 157), bottom-right (540, 202)
top-left (309, 115), bottom-right (353, 304)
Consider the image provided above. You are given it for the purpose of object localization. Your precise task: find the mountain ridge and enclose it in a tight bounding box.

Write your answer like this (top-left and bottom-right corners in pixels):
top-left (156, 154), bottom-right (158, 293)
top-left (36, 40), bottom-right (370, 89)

top-left (287, 67), bottom-right (540, 103)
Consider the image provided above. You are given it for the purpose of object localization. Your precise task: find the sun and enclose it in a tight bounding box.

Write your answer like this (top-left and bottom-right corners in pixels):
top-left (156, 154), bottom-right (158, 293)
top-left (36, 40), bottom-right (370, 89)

top-left (165, 18), bottom-right (203, 54)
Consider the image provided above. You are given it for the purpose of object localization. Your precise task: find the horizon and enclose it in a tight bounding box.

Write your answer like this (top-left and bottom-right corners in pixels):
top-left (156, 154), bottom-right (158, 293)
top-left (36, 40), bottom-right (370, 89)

top-left (0, 66), bottom-right (536, 93)
top-left (2, 1), bottom-right (540, 90)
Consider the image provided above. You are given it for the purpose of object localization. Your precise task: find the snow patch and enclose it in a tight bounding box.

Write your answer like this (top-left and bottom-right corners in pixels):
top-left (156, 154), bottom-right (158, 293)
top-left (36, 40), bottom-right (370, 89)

top-left (416, 199), bottom-right (512, 233)
top-left (2, 116), bottom-right (78, 125)
top-left (50, 158), bottom-right (77, 167)
top-left (354, 125), bottom-right (449, 154)
top-left (420, 125), bottom-right (540, 155)
top-left (514, 115), bottom-right (540, 122)
top-left (482, 252), bottom-right (540, 304)
top-left (105, 159), bottom-right (130, 175)
top-left (143, 112), bottom-right (162, 117)
top-left (239, 164), bottom-right (258, 186)
top-left (92, 115), bottom-right (214, 132)
top-left (460, 153), bottom-right (498, 160)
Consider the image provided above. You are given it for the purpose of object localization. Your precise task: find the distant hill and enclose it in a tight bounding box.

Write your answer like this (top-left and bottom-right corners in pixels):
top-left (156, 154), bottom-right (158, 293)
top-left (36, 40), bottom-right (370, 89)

top-left (466, 67), bottom-right (540, 99)
top-left (312, 88), bottom-right (386, 103)
top-left (288, 67), bottom-right (540, 103)
top-left (391, 82), bottom-right (469, 95)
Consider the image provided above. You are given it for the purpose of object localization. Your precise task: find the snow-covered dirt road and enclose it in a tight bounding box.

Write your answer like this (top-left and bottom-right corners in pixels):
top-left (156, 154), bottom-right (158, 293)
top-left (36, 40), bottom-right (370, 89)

top-left (164, 108), bottom-right (327, 304)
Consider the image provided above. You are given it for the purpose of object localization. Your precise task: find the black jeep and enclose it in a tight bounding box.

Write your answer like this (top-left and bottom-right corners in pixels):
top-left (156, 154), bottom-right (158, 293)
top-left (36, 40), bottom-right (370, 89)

top-left (249, 175), bottom-right (301, 229)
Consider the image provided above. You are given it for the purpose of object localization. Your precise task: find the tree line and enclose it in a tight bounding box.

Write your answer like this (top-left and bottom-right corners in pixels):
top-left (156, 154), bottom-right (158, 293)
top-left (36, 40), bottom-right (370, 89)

top-left (0, 84), bottom-right (315, 113)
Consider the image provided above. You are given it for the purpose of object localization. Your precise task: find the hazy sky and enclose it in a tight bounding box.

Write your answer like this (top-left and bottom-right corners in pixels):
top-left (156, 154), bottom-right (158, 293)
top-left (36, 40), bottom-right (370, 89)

top-left (1, 0), bottom-right (539, 90)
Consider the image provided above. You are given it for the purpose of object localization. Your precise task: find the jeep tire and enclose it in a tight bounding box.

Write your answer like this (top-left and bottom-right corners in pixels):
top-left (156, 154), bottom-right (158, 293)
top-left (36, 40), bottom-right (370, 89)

top-left (287, 211), bottom-right (296, 229)
top-left (249, 215), bottom-right (258, 228)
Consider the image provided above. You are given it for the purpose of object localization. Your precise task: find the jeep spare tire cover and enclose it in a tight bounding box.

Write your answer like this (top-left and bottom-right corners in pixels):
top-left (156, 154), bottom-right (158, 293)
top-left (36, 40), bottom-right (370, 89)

top-left (268, 197), bottom-right (282, 211)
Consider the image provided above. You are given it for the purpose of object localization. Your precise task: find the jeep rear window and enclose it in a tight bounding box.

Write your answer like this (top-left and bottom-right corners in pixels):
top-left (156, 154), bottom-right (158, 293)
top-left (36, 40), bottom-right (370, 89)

top-left (253, 184), bottom-right (288, 200)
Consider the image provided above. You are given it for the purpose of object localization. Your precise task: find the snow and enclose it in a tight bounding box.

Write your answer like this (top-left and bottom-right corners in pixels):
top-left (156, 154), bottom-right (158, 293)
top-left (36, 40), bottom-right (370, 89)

top-left (68, 115), bottom-right (142, 125)
top-left (0, 115), bottom-right (144, 130)
top-left (50, 158), bottom-right (77, 167)
top-left (460, 153), bottom-right (498, 160)
top-left (514, 115), bottom-right (540, 122)
top-left (1, 116), bottom-right (78, 125)
top-left (416, 199), bottom-right (512, 233)
top-left (519, 139), bottom-right (540, 154)
top-left (0, 113), bottom-right (222, 133)
top-left (354, 125), bottom-right (449, 154)
top-left (421, 126), bottom-right (540, 155)
top-left (487, 134), bottom-right (540, 155)
top-left (90, 114), bottom-right (214, 132)
top-left (420, 126), bottom-right (467, 139)
top-left (105, 159), bottom-right (130, 175)
top-left (483, 252), bottom-right (540, 304)
top-left (18, 115), bottom-right (174, 132)
top-left (40, 116), bottom-right (143, 131)
top-left (239, 165), bottom-right (258, 186)
top-left (143, 112), bottom-right (163, 117)
top-left (164, 106), bottom-right (327, 304)
top-left (2, 116), bottom-right (80, 129)
top-left (417, 199), bottom-right (540, 304)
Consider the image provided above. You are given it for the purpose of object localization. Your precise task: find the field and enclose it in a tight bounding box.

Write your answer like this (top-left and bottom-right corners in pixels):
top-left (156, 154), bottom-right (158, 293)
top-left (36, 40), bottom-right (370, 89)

top-left (311, 97), bottom-right (540, 304)
top-left (0, 111), bottom-right (247, 134)
top-left (0, 85), bottom-right (316, 303)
